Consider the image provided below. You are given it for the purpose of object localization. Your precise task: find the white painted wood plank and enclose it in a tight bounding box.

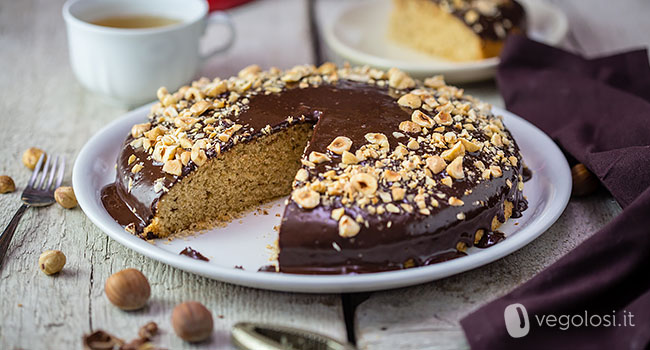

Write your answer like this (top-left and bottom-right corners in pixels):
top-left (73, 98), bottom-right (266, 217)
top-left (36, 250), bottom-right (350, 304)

top-left (0, 0), bottom-right (346, 349)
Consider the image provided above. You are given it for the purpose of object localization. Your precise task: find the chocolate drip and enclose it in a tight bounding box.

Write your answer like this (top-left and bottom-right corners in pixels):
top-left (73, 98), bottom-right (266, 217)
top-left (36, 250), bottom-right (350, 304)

top-left (475, 230), bottom-right (505, 248)
top-left (522, 166), bottom-right (533, 182)
top-left (179, 247), bottom-right (209, 261)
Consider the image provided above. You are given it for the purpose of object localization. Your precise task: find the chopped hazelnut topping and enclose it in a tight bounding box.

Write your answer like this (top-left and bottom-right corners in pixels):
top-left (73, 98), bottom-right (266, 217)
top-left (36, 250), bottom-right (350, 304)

top-left (411, 110), bottom-right (434, 128)
top-left (399, 121), bottom-right (422, 134)
top-left (205, 81), bottom-right (228, 97)
top-left (491, 133), bottom-right (503, 147)
top-left (383, 170), bottom-right (401, 182)
top-left (338, 215), bottom-right (361, 238)
top-left (129, 63), bottom-right (524, 237)
top-left (426, 155), bottom-right (447, 174)
top-left (308, 151), bottom-right (331, 164)
top-left (446, 156), bottom-right (464, 179)
top-left (434, 111), bottom-right (453, 126)
top-left (341, 151), bottom-right (359, 164)
top-left (397, 93), bottom-right (422, 109)
top-left (449, 197), bottom-right (464, 206)
top-left (161, 94), bottom-right (177, 107)
top-left (190, 100), bottom-right (211, 116)
top-left (393, 145), bottom-right (409, 159)
top-left (378, 191), bottom-right (392, 203)
top-left (144, 126), bottom-right (165, 140)
top-left (351, 173), bottom-right (378, 195)
top-left (391, 187), bottom-right (406, 201)
top-left (327, 136), bottom-right (353, 155)
top-left (162, 159), bottom-right (182, 176)
top-left (424, 75), bottom-right (445, 88)
top-left (331, 207), bottom-right (345, 221)
top-left (131, 123), bottom-right (151, 138)
top-left (386, 203), bottom-right (400, 213)
top-left (387, 68), bottom-right (415, 90)
top-left (292, 187), bottom-right (320, 209)
top-left (441, 141), bottom-right (465, 161)
top-left (131, 164), bottom-right (144, 174)
top-left (444, 132), bottom-right (457, 144)
top-left (191, 148), bottom-right (207, 166)
top-left (310, 180), bottom-right (326, 193)
top-left (474, 229), bottom-right (485, 244)
top-left (317, 62), bottom-right (337, 75)
top-left (364, 133), bottom-right (389, 146)
top-left (157, 87), bottom-right (169, 101)
top-left (400, 203), bottom-right (414, 213)
top-left (295, 168), bottom-right (309, 182)
top-left (128, 154), bottom-right (136, 165)
top-left (489, 165), bottom-right (503, 178)
top-left (238, 64), bottom-right (261, 78)
top-left (180, 151), bottom-right (191, 166)
top-left (459, 138), bottom-right (481, 152)
top-left (464, 10), bottom-right (479, 24)
top-left (184, 87), bottom-right (204, 100)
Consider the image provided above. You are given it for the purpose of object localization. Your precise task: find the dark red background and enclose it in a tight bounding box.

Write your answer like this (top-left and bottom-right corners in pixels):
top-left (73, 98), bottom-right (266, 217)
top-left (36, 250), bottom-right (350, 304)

top-left (206, 0), bottom-right (255, 11)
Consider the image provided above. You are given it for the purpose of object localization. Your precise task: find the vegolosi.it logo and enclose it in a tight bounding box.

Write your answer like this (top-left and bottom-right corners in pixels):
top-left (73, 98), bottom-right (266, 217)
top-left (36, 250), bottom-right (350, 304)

top-left (504, 303), bottom-right (636, 338)
top-left (504, 303), bottom-right (530, 338)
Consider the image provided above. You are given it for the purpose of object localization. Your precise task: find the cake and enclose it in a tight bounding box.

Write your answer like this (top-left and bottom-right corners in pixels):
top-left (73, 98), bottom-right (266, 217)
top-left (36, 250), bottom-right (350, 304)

top-left (101, 63), bottom-right (528, 274)
top-left (388, 0), bottom-right (526, 61)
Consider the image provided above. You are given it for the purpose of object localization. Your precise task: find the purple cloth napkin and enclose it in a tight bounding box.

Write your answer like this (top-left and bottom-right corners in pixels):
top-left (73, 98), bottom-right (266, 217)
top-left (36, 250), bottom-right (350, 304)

top-left (460, 35), bottom-right (650, 349)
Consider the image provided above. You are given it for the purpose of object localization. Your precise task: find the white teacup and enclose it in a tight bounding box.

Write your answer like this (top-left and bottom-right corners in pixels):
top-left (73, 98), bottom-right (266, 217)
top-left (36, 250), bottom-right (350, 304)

top-left (63, 0), bottom-right (235, 106)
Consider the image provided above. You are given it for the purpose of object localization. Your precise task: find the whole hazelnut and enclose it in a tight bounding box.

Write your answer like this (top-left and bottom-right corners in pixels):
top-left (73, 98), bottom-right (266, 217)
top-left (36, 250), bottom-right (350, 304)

top-left (105, 268), bottom-right (151, 310)
top-left (0, 175), bottom-right (15, 194)
top-left (171, 301), bottom-right (214, 342)
top-left (571, 163), bottom-right (599, 197)
top-left (39, 250), bottom-right (66, 275)
top-left (22, 147), bottom-right (46, 170)
top-left (54, 186), bottom-right (78, 209)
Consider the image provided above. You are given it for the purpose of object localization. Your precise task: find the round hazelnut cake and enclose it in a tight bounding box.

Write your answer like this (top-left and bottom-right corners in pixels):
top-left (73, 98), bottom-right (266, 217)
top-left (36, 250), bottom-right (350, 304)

top-left (389, 0), bottom-right (526, 61)
top-left (101, 63), bottom-right (528, 274)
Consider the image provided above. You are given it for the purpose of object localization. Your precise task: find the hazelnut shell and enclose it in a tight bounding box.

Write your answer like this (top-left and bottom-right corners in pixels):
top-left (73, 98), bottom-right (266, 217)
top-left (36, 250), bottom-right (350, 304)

top-left (171, 301), bottom-right (214, 342)
top-left (105, 268), bottom-right (151, 310)
top-left (22, 147), bottom-right (46, 170)
top-left (0, 175), bottom-right (15, 194)
top-left (571, 163), bottom-right (599, 196)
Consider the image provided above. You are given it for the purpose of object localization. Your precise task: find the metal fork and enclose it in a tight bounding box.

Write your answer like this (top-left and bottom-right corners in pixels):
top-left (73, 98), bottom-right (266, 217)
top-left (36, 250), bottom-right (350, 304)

top-left (0, 153), bottom-right (66, 268)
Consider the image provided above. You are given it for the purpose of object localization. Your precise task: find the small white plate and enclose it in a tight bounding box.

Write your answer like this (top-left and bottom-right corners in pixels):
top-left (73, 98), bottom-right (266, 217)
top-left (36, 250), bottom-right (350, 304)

top-left (73, 104), bottom-right (571, 293)
top-left (323, 0), bottom-right (568, 83)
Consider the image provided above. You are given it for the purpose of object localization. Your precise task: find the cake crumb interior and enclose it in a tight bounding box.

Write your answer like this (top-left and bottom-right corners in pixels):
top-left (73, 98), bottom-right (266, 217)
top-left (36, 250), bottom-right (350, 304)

top-left (147, 123), bottom-right (313, 237)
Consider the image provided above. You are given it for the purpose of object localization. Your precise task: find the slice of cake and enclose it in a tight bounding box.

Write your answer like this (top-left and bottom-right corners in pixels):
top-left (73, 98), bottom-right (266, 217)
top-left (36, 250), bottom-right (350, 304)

top-left (101, 64), bottom-right (528, 274)
top-left (388, 0), bottom-right (526, 61)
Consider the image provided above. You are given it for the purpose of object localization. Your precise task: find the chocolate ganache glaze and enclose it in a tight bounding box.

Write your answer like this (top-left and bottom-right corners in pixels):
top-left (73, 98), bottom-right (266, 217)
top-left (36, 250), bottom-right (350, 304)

top-left (101, 64), bottom-right (528, 274)
top-left (431, 0), bottom-right (526, 41)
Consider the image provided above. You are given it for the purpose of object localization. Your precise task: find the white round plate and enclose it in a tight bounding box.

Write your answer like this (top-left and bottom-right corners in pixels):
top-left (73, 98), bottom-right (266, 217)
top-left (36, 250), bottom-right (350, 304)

top-left (73, 104), bottom-right (571, 293)
top-left (323, 0), bottom-right (568, 83)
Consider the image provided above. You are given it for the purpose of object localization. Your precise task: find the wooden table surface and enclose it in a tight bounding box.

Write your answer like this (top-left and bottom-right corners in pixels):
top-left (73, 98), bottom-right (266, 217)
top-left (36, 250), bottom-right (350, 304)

top-left (0, 0), bottom-right (646, 349)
